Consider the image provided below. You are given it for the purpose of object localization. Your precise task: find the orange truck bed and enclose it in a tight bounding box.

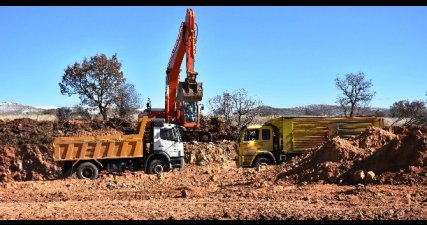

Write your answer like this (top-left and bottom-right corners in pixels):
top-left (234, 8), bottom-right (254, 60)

top-left (52, 116), bottom-right (149, 161)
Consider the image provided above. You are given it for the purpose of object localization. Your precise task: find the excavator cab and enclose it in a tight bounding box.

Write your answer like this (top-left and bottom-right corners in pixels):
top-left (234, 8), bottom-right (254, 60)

top-left (184, 102), bottom-right (197, 122)
top-left (177, 81), bottom-right (202, 127)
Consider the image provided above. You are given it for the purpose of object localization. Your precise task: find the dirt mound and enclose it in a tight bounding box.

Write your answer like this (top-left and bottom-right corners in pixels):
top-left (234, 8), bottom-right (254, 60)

top-left (277, 126), bottom-right (427, 185)
top-left (277, 137), bottom-right (364, 183)
top-left (345, 126), bottom-right (427, 184)
top-left (358, 127), bottom-right (396, 149)
top-left (184, 140), bottom-right (237, 165)
top-left (0, 144), bottom-right (59, 183)
top-left (200, 117), bottom-right (239, 141)
top-left (0, 118), bottom-right (129, 183)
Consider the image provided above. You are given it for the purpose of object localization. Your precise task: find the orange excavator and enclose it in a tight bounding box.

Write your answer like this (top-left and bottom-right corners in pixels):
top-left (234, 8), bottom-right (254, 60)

top-left (145, 8), bottom-right (211, 142)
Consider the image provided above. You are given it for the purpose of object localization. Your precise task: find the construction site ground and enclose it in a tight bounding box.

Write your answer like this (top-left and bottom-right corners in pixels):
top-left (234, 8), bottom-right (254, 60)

top-left (0, 118), bottom-right (426, 219)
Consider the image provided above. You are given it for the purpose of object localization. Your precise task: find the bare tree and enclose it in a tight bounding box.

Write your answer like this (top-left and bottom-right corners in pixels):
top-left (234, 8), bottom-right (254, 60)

top-left (207, 91), bottom-right (233, 123)
top-left (208, 89), bottom-right (262, 127)
top-left (335, 72), bottom-right (375, 117)
top-left (59, 53), bottom-right (125, 121)
top-left (56, 107), bottom-right (72, 122)
top-left (390, 100), bottom-right (427, 126)
top-left (231, 88), bottom-right (262, 127)
top-left (71, 105), bottom-right (92, 120)
top-left (115, 82), bottom-right (142, 119)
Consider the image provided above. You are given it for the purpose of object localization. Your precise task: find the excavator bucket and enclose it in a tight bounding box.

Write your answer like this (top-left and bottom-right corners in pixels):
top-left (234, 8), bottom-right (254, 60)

top-left (178, 81), bottom-right (203, 102)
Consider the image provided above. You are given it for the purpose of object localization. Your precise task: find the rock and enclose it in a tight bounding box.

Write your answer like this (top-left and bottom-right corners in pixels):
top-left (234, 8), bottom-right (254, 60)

top-left (365, 171), bottom-right (375, 181)
top-left (181, 189), bottom-right (188, 198)
top-left (106, 183), bottom-right (116, 190)
top-left (157, 173), bottom-right (164, 179)
top-left (256, 165), bottom-right (267, 172)
top-left (353, 170), bottom-right (365, 182)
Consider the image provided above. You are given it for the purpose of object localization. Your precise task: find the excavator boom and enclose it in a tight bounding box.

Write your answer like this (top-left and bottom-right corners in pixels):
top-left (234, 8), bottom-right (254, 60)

top-left (145, 8), bottom-right (211, 142)
top-left (165, 8), bottom-right (203, 128)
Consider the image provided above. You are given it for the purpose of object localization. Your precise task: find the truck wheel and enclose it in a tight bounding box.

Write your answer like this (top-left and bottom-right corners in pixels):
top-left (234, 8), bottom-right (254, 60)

top-left (76, 162), bottom-right (99, 180)
top-left (252, 157), bottom-right (273, 168)
top-left (148, 159), bottom-right (169, 174)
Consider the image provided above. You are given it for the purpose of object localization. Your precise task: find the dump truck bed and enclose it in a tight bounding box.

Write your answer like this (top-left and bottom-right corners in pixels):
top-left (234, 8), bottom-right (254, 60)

top-left (268, 116), bottom-right (384, 153)
top-left (52, 116), bottom-right (149, 161)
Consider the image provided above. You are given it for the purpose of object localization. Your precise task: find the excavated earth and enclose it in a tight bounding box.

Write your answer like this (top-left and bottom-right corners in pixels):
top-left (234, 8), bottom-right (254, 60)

top-left (0, 118), bottom-right (426, 219)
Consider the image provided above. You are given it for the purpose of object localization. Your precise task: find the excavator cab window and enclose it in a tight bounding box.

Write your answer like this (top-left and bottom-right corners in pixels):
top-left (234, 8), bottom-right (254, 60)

top-left (184, 102), bottom-right (197, 122)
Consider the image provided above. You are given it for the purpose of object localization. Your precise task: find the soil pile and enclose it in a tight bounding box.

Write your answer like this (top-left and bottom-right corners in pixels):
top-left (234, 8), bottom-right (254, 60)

top-left (358, 126), bottom-right (397, 149)
top-left (277, 126), bottom-right (427, 185)
top-left (277, 136), bottom-right (364, 183)
top-left (184, 140), bottom-right (237, 165)
top-left (200, 117), bottom-right (239, 141)
top-left (345, 126), bottom-right (427, 184)
top-left (0, 118), bottom-right (128, 182)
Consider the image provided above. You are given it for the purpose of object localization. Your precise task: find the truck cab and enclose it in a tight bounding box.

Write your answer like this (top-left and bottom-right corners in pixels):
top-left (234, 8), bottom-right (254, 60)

top-left (238, 125), bottom-right (281, 168)
top-left (146, 118), bottom-right (185, 174)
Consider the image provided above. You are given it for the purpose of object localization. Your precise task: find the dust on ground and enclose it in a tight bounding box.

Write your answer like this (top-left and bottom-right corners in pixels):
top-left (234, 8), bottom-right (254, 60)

top-left (0, 118), bottom-right (427, 219)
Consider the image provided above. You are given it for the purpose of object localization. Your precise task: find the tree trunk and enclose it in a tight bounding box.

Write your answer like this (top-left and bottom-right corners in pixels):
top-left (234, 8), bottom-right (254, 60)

top-left (237, 114), bottom-right (242, 128)
top-left (349, 104), bottom-right (354, 117)
top-left (99, 106), bottom-right (108, 121)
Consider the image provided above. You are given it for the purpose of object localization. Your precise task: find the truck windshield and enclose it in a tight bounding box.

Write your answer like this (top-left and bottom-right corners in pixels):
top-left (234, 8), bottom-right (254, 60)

top-left (160, 128), bottom-right (180, 142)
top-left (173, 127), bottom-right (182, 142)
top-left (243, 129), bottom-right (259, 141)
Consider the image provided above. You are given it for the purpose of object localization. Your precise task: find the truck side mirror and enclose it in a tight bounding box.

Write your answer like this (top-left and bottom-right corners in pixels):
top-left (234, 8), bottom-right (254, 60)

top-left (200, 104), bottom-right (204, 111)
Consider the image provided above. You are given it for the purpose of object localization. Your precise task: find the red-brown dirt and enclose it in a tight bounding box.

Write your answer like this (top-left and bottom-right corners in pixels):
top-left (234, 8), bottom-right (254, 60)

top-left (277, 126), bottom-right (427, 185)
top-left (0, 118), bottom-right (426, 219)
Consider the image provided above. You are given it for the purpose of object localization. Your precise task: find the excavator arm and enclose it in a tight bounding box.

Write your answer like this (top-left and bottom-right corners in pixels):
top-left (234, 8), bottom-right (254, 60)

top-left (165, 8), bottom-right (203, 128)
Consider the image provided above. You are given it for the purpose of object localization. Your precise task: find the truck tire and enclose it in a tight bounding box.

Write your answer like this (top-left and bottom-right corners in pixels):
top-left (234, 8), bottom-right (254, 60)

top-left (148, 159), bottom-right (169, 174)
top-left (252, 157), bottom-right (273, 168)
top-left (76, 162), bottom-right (99, 180)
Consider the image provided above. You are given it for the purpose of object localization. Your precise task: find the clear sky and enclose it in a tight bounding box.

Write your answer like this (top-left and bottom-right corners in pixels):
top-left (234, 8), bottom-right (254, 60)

top-left (1, 6), bottom-right (426, 109)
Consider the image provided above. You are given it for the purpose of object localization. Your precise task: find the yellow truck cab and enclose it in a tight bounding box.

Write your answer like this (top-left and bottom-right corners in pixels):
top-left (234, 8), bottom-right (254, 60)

top-left (238, 124), bottom-right (281, 167)
top-left (238, 116), bottom-right (384, 168)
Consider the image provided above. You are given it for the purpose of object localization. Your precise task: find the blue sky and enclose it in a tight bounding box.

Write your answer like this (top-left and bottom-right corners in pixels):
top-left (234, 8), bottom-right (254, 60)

top-left (1, 6), bottom-right (426, 109)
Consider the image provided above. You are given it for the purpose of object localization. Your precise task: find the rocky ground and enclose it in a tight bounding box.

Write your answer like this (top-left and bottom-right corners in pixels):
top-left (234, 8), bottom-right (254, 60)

top-left (0, 118), bottom-right (426, 219)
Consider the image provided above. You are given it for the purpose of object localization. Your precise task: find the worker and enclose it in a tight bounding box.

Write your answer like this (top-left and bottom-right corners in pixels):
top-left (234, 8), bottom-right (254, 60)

top-left (185, 102), bottom-right (196, 122)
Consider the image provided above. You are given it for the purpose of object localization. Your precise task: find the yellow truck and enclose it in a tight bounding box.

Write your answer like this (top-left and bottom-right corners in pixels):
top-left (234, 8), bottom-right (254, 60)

top-left (53, 115), bottom-right (185, 179)
top-left (237, 116), bottom-right (384, 168)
